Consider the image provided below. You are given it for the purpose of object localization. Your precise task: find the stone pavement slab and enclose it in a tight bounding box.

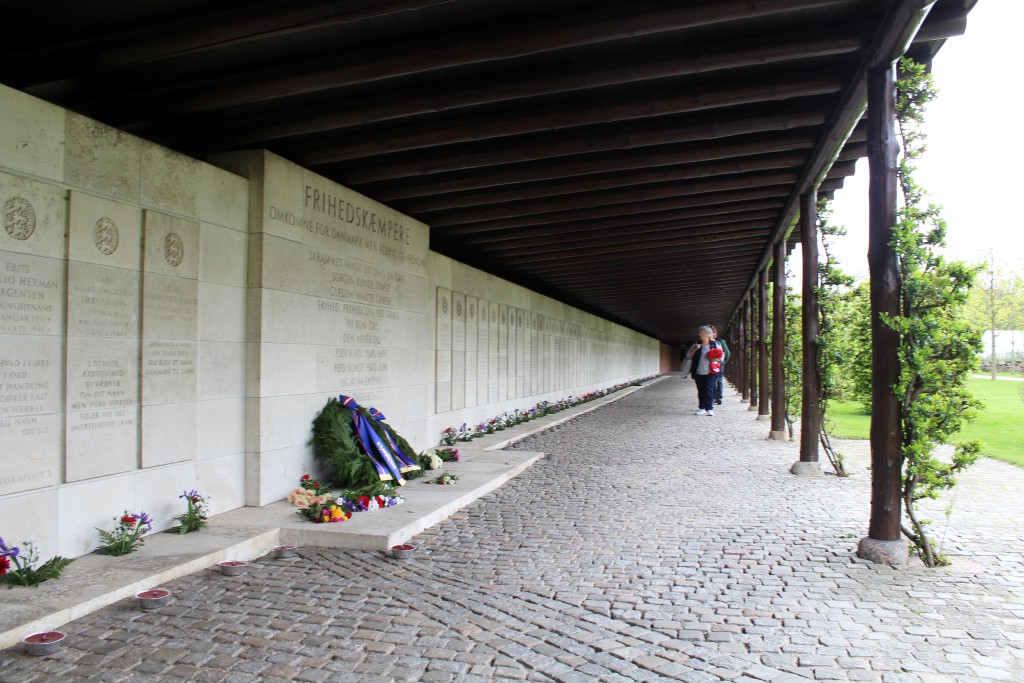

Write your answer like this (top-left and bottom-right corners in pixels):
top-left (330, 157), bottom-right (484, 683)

top-left (2, 375), bottom-right (1023, 682)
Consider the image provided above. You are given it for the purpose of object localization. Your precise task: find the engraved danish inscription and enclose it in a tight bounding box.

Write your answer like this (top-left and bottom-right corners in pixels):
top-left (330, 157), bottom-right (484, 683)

top-left (94, 217), bottom-right (119, 255)
top-left (3, 197), bottom-right (35, 240)
top-left (163, 232), bottom-right (184, 267)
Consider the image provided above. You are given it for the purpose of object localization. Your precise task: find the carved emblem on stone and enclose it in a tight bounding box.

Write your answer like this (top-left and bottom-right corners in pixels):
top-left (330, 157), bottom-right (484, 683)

top-left (501, 312), bottom-right (506, 324)
top-left (469, 303), bottom-right (475, 319)
top-left (456, 300), bottom-right (463, 317)
top-left (164, 232), bottom-right (184, 267)
top-left (3, 196), bottom-right (36, 240)
top-left (94, 217), bottom-right (119, 255)
top-left (442, 297), bottom-right (448, 314)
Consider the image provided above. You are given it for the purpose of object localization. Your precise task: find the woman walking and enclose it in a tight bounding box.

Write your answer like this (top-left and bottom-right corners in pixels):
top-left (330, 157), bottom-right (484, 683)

top-left (687, 325), bottom-right (723, 416)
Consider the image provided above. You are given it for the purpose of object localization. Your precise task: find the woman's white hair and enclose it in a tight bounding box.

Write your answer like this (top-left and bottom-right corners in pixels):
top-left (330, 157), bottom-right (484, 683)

top-left (697, 325), bottom-right (713, 335)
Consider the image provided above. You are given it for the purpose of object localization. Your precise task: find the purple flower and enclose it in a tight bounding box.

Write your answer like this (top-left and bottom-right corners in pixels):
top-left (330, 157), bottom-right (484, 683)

top-left (137, 511), bottom-right (154, 531)
top-left (0, 537), bottom-right (19, 558)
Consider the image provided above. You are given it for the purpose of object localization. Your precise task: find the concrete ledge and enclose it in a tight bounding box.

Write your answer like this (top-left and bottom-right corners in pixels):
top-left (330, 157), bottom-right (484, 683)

top-left (767, 430), bottom-right (788, 441)
top-left (0, 377), bottom-right (658, 649)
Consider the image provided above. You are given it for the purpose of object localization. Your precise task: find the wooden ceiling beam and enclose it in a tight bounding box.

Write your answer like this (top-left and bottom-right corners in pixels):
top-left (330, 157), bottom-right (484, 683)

top-left (175, 30), bottom-right (863, 149)
top-left (471, 216), bottom-right (778, 257)
top-left (447, 204), bottom-right (785, 246)
top-left (6, 1), bottom-right (456, 89)
top-left (421, 171), bottom-right (801, 227)
top-left (403, 152), bottom-right (810, 214)
top-left (496, 232), bottom-right (769, 266)
top-left (434, 188), bottom-right (791, 233)
top-left (342, 107), bottom-right (832, 185)
top-left (74, 0), bottom-right (848, 122)
top-left (301, 73), bottom-right (845, 166)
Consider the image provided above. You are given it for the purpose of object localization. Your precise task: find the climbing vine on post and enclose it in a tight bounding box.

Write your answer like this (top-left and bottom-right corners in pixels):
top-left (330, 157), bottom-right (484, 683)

top-left (889, 58), bottom-right (983, 567)
top-left (782, 279), bottom-right (801, 441)
top-left (815, 200), bottom-right (853, 477)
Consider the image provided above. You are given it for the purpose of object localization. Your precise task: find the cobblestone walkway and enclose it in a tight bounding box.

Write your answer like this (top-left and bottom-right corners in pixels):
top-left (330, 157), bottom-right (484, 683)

top-left (3, 377), bottom-right (1023, 682)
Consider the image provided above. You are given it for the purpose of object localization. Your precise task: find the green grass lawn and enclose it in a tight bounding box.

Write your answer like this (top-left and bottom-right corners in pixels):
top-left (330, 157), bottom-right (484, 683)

top-left (827, 378), bottom-right (1024, 468)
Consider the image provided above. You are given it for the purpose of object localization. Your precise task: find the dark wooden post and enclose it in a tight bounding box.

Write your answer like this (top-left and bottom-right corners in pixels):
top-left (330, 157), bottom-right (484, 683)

top-left (769, 241), bottom-right (787, 440)
top-left (739, 299), bottom-right (749, 401)
top-left (794, 190), bottom-right (822, 474)
top-left (859, 62), bottom-right (906, 565)
top-left (748, 292), bottom-right (758, 410)
top-left (757, 268), bottom-right (770, 420)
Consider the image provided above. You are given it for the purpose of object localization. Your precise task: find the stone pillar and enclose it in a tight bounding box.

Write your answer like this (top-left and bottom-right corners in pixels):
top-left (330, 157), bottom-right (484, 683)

top-left (859, 62), bottom-right (907, 567)
top-left (793, 191), bottom-right (822, 476)
top-left (769, 241), bottom-right (787, 440)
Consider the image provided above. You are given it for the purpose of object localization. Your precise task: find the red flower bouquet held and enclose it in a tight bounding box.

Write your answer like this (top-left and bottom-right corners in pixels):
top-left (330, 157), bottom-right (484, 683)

top-left (707, 348), bottom-right (725, 374)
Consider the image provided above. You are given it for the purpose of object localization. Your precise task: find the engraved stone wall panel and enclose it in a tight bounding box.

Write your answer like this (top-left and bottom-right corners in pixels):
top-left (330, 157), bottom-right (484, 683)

top-left (477, 298), bottom-right (488, 405)
top-left (515, 309), bottom-right (525, 398)
top-left (507, 306), bottom-right (517, 399)
top-left (66, 192), bottom-right (142, 482)
top-left (65, 337), bottom-right (139, 481)
top-left (451, 292), bottom-right (466, 411)
top-left (0, 334), bottom-right (62, 495)
top-left (465, 296), bottom-right (478, 407)
top-left (497, 304), bottom-right (508, 402)
top-left (64, 113), bottom-right (141, 202)
top-left (0, 251), bottom-right (65, 337)
top-left (435, 287), bottom-right (451, 413)
top-left (487, 301), bottom-right (498, 403)
top-left (529, 313), bottom-right (538, 395)
top-left (141, 211), bottom-right (199, 455)
top-left (0, 172), bottom-right (67, 261)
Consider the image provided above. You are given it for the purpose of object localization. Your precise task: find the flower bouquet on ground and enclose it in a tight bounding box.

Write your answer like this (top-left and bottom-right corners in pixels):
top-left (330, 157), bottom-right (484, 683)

top-left (436, 447), bottom-right (460, 462)
top-left (424, 472), bottom-right (459, 485)
top-left (97, 511), bottom-right (153, 556)
top-left (1, 538), bottom-right (73, 588)
top-left (297, 497), bottom-right (351, 524)
top-left (175, 490), bottom-right (209, 534)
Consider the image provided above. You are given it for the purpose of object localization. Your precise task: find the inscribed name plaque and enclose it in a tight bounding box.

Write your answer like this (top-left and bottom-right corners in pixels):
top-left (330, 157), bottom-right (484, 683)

top-left (66, 191), bottom-right (142, 481)
top-left (477, 298), bottom-right (489, 405)
top-left (487, 301), bottom-right (498, 403)
top-left (0, 176), bottom-right (67, 494)
top-left (465, 296), bottom-right (478, 407)
top-left (141, 212), bottom-right (198, 467)
top-left (435, 288), bottom-right (452, 413)
top-left (451, 292), bottom-right (466, 410)
top-left (516, 309), bottom-right (525, 398)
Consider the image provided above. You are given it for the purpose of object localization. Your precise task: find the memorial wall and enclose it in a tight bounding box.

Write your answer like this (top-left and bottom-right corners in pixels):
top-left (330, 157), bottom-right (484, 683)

top-left (0, 85), bottom-right (660, 561)
top-left (0, 85), bottom-right (250, 558)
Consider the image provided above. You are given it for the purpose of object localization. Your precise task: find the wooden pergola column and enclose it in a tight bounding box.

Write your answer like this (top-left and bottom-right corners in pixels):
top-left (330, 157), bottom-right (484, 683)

top-left (748, 291), bottom-right (758, 411)
top-left (739, 299), bottom-right (750, 402)
top-left (793, 190), bottom-right (823, 475)
top-left (757, 268), bottom-right (770, 420)
top-left (858, 62), bottom-right (907, 566)
top-left (769, 240), bottom-right (787, 440)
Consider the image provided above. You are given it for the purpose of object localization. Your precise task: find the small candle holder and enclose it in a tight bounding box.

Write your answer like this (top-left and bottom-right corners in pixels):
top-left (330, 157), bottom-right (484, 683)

top-left (218, 560), bottom-right (247, 576)
top-left (135, 588), bottom-right (171, 609)
top-left (390, 544), bottom-right (415, 559)
top-left (272, 544), bottom-right (299, 559)
top-left (22, 631), bottom-right (65, 656)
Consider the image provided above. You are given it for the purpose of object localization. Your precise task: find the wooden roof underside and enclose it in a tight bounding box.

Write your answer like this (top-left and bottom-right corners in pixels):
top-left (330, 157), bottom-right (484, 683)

top-left (0, 0), bottom-right (976, 344)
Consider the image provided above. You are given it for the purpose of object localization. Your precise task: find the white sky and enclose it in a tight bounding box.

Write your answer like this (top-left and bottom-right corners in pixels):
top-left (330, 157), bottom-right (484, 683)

top-left (823, 0), bottom-right (1024, 279)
